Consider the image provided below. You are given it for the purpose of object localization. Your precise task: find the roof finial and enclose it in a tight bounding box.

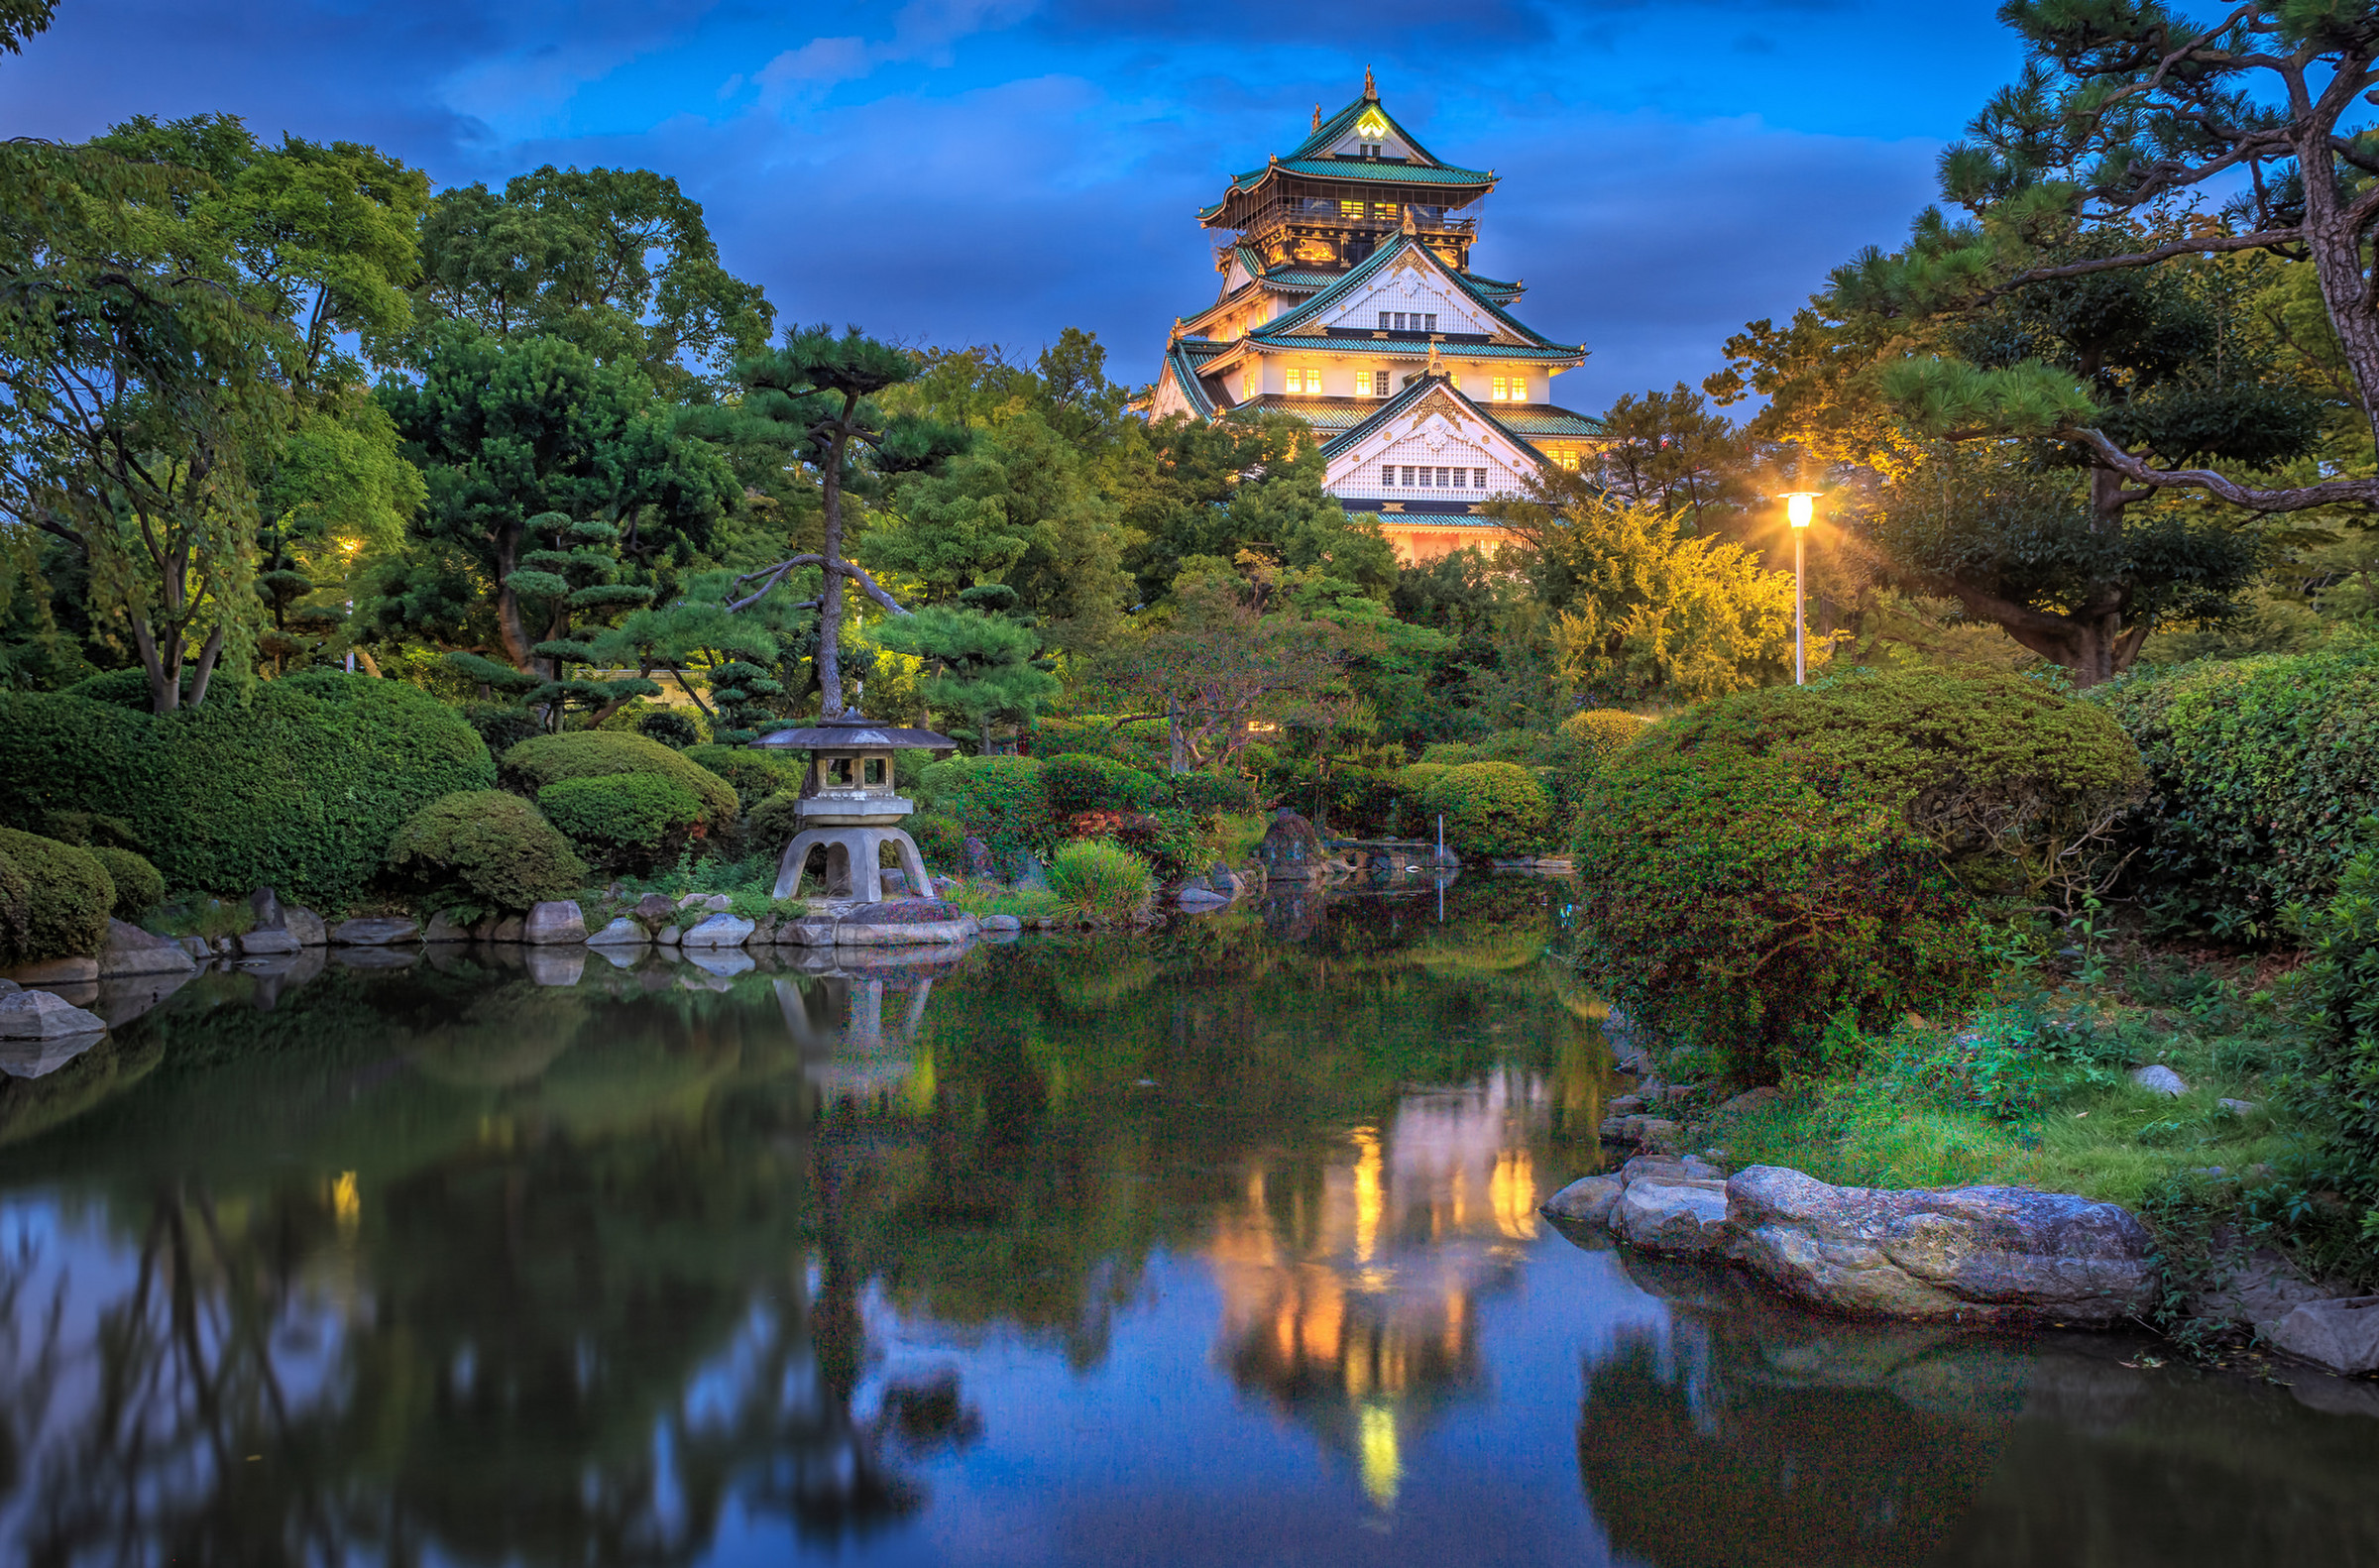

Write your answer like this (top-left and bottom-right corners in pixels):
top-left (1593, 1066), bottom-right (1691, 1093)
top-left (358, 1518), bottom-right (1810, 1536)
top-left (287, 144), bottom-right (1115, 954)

top-left (1312, 103), bottom-right (1322, 132)
top-left (1363, 64), bottom-right (1377, 100)
top-left (1425, 339), bottom-right (1444, 377)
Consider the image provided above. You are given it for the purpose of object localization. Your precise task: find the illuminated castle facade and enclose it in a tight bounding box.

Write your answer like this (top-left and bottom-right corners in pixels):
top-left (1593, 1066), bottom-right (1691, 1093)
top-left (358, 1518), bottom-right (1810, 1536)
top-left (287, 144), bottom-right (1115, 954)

top-left (1148, 72), bottom-right (1606, 562)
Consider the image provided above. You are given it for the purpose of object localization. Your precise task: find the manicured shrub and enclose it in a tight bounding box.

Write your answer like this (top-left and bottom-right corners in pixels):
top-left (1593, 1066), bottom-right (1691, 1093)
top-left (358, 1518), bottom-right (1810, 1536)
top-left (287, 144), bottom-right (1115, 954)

top-left (746, 791), bottom-right (805, 854)
top-left (1031, 715), bottom-right (1167, 769)
top-left (0, 827), bottom-right (115, 964)
top-left (2093, 648), bottom-right (2379, 937)
top-left (1167, 770), bottom-right (1257, 820)
top-left (682, 743), bottom-right (806, 813)
top-left (1416, 761), bottom-right (1555, 858)
top-left (385, 790), bottom-right (587, 911)
top-left (908, 812), bottom-right (963, 871)
top-left (0, 672), bottom-right (495, 911)
top-left (89, 846), bottom-right (165, 920)
top-left (537, 773), bottom-right (706, 871)
top-left (635, 708), bottom-right (705, 749)
top-left (2295, 837), bottom-right (2379, 1195)
top-left (1652, 668), bottom-right (2145, 900)
top-left (1048, 839), bottom-right (1154, 922)
top-left (1044, 752), bottom-right (1164, 820)
top-left (461, 702), bottom-right (543, 755)
top-left (917, 755), bottom-right (1048, 857)
top-left (501, 730), bottom-right (737, 830)
top-left (1571, 748), bottom-right (1989, 1086)
top-left (1560, 708), bottom-right (1650, 764)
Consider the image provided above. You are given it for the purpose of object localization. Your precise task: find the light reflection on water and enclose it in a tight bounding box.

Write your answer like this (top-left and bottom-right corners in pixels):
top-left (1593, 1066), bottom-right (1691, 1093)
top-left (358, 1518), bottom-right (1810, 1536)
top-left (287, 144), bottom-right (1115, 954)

top-left (0, 883), bottom-right (2374, 1566)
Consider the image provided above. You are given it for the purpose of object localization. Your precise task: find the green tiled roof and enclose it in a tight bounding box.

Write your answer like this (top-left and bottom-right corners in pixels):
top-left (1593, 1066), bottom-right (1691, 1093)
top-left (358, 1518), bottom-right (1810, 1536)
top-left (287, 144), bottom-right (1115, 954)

top-left (1202, 91), bottom-right (1495, 222)
top-left (1229, 393), bottom-right (1374, 434)
top-left (1273, 158), bottom-right (1492, 186)
top-left (1289, 92), bottom-right (1462, 172)
top-left (1489, 403), bottom-right (1608, 437)
top-left (1247, 233), bottom-right (1583, 359)
top-left (1163, 347), bottom-right (1216, 418)
top-left (1242, 334), bottom-right (1581, 363)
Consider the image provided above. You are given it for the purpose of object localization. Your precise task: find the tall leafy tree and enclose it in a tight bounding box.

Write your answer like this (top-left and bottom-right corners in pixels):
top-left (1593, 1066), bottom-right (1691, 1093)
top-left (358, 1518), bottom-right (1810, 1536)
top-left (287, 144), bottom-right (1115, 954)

top-left (1596, 383), bottom-right (1756, 535)
top-left (0, 0), bottom-right (55, 54)
top-left (379, 328), bottom-right (738, 671)
top-left (0, 143), bottom-right (295, 711)
top-left (412, 167), bottom-right (773, 398)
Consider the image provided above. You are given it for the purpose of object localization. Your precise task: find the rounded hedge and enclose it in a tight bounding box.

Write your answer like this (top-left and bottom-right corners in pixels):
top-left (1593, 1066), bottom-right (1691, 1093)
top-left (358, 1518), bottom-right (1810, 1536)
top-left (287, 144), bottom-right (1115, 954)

top-left (0, 672), bottom-right (496, 911)
top-left (682, 743), bottom-right (806, 814)
top-left (745, 790), bottom-right (804, 854)
top-left (635, 708), bottom-right (704, 749)
top-left (909, 812), bottom-right (963, 871)
top-left (0, 827), bottom-right (115, 965)
top-left (461, 702), bottom-right (544, 755)
top-left (537, 772), bottom-right (706, 870)
top-left (1045, 752), bottom-right (1164, 820)
top-left (501, 731), bottom-right (737, 830)
top-left (1418, 762), bottom-right (1555, 858)
top-left (918, 755), bottom-right (1049, 857)
top-left (1649, 668), bottom-right (2144, 898)
top-left (1571, 748), bottom-right (1988, 1085)
top-left (1560, 709), bottom-right (1650, 764)
top-left (2092, 648), bottom-right (2379, 936)
top-left (89, 846), bottom-right (165, 921)
top-left (385, 791), bottom-right (587, 911)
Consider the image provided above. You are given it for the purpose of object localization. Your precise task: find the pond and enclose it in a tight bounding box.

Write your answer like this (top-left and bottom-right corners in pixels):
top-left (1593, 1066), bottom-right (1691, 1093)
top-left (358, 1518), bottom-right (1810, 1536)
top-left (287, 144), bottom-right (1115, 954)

top-left (1, 881), bottom-right (2376, 1566)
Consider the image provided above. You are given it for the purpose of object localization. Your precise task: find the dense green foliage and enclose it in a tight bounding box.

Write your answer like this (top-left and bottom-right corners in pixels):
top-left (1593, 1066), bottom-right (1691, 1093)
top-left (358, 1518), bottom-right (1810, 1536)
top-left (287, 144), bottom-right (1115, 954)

top-left (500, 731), bottom-right (737, 831)
top-left (88, 846), bottom-right (164, 921)
top-left (2295, 839), bottom-right (2379, 1209)
top-left (681, 744), bottom-right (804, 813)
top-left (536, 773), bottom-right (706, 871)
top-left (1417, 762), bottom-right (1555, 859)
top-left (1042, 753), bottom-right (1162, 820)
top-left (1168, 770), bottom-right (1258, 821)
top-left (384, 790), bottom-right (587, 911)
top-left (1653, 669), bottom-right (2144, 897)
top-left (1572, 747), bottom-right (1988, 1084)
top-left (1559, 709), bottom-right (1650, 764)
top-left (1047, 839), bottom-right (1153, 922)
top-left (2093, 649), bottom-right (2379, 938)
top-left (908, 813), bottom-right (963, 871)
top-left (0, 672), bottom-right (494, 909)
top-left (635, 709), bottom-right (704, 749)
top-left (743, 792), bottom-right (803, 855)
top-left (0, 827), bottom-right (115, 963)
top-left (917, 755), bottom-right (1048, 857)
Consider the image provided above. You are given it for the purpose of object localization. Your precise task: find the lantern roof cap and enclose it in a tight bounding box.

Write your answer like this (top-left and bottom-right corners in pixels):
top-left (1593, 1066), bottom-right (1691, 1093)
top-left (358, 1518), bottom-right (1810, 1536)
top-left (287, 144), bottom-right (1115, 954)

top-left (748, 712), bottom-right (959, 751)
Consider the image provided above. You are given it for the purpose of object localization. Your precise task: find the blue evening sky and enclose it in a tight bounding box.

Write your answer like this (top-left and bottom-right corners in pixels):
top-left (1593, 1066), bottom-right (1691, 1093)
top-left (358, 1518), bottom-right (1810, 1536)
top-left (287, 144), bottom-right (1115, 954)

top-left (0, 0), bottom-right (2023, 412)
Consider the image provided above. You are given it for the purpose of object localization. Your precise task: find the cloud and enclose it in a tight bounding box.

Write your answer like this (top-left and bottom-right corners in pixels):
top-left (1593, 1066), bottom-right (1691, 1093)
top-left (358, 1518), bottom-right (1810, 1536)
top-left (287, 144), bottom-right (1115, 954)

top-left (753, 0), bottom-right (1040, 102)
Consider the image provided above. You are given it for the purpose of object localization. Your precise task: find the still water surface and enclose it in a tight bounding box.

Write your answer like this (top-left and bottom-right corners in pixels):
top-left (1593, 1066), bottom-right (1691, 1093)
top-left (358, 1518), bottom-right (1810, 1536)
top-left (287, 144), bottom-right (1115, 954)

top-left (1, 882), bottom-right (2376, 1566)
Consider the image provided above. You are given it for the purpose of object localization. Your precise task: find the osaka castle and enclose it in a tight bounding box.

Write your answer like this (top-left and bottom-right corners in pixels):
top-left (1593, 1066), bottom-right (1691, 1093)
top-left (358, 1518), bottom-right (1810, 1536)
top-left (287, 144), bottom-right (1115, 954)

top-left (1148, 70), bottom-right (1606, 562)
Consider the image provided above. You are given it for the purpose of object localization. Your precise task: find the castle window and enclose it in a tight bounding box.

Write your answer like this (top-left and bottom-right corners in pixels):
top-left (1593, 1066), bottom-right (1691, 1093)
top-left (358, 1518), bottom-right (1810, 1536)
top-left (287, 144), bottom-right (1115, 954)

top-left (1400, 466), bottom-right (1415, 486)
top-left (1285, 367), bottom-right (1320, 394)
top-left (1373, 203), bottom-right (1398, 221)
top-left (1381, 464), bottom-right (1394, 486)
top-left (1490, 377), bottom-right (1509, 400)
top-left (1423, 313), bottom-right (1437, 333)
top-left (1473, 468), bottom-right (1487, 488)
top-left (1377, 311), bottom-right (1391, 330)
top-left (1370, 370), bottom-right (1390, 396)
top-left (1340, 199), bottom-right (1365, 219)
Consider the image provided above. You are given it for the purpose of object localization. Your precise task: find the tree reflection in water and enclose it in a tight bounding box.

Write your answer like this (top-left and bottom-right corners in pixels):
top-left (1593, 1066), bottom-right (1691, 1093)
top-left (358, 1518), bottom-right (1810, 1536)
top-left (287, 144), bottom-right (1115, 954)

top-left (0, 882), bottom-right (1593, 1563)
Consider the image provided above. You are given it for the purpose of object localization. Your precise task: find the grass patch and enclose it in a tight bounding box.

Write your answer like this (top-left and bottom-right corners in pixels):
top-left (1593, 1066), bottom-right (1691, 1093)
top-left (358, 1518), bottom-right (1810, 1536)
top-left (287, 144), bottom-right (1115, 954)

top-left (1213, 812), bottom-right (1267, 865)
top-left (946, 883), bottom-right (1068, 922)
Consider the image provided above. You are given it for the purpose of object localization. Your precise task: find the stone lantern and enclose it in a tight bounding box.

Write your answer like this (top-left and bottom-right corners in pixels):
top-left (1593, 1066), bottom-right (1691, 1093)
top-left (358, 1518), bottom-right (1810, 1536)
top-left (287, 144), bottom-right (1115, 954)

top-left (751, 712), bottom-right (958, 903)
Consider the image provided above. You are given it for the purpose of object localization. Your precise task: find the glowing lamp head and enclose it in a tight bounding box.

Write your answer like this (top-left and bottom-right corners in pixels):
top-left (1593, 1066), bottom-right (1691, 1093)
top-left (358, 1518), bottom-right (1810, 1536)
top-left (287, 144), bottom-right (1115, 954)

top-left (1784, 492), bottom-right (1817, 528)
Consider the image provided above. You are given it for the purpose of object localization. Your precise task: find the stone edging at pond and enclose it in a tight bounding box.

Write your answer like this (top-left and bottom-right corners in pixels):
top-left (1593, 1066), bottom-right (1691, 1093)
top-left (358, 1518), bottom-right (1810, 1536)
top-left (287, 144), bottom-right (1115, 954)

top-left (1544, 1157), bottom-right (2379, 1378)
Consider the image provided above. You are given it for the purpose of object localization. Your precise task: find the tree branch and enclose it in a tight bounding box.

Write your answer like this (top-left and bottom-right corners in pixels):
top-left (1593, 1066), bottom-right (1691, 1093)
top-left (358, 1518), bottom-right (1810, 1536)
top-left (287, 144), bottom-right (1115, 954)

top-left (2072, 426), bottom-right (2379, 509)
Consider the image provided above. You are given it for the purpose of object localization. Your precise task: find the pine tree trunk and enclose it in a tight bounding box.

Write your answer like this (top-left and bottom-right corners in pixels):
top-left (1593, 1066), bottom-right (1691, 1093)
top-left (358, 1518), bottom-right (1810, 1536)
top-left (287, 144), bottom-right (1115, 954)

top-left (816, 404), bottom-right (853, 718)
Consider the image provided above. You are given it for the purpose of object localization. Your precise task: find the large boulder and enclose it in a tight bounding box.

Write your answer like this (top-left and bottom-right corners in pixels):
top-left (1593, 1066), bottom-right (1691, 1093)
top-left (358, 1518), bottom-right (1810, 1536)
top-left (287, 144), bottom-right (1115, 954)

top-left (98, 919), bottom-right (195, 977)
top-left (331, 917), bottom-right (420, 947)
top-left (960, 836), bottom-right (998, 880)
top-left (632, 892), bottom-right (677, 931)
top-left (1615, 1177), bottom-right (1731, 1256)
top-left (283, 904), bottom-right (328, 947)
top-left (522, 900), bottom-right (587, 946)
top-left (584, 916), bottom-right (649, 948)
top-left (6, 955), bottom-right (98, 985)
top-left (1255, 810), bottom-right (1330, 882)
top-left (237, 926), bottom-right (302, 956)
top-left (1541, 1175), bottom-right (1624, 1226)
top-left (421, 910), bottom-right (473, 944)
top-left (680, 914), bottom-right (755, 949)
top-left (1726, 1166), bottom-right (2155, 1324)
top-left (0, 986), bottom-right (107, 1041)
top-left (2267, 1296), bottom-right (2379, 1376)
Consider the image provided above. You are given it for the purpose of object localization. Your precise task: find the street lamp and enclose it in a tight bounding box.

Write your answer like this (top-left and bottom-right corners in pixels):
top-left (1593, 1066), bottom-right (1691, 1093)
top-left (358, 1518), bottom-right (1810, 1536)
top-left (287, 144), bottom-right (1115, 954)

top-left (1781, 491), bottom-right (1819, 685)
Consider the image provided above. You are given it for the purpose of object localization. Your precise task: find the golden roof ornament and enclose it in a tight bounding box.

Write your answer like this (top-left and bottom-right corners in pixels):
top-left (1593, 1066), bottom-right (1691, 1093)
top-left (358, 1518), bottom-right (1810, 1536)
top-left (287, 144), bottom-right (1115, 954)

top-left (1312, 103), bottom-right (1322, 132)
top-left (1425, 339), bottom-right (1443, 376)
top-left (1401, 205), bottom-right (1418, 236)
top-left (1363, 64), bottom-right (1377, 101)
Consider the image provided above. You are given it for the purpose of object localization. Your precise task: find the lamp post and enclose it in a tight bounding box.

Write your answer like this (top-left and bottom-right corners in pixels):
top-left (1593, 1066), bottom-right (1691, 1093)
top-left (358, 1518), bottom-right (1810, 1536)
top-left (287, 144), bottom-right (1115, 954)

top-left (1781, 491), bottom-right (1818, 685)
